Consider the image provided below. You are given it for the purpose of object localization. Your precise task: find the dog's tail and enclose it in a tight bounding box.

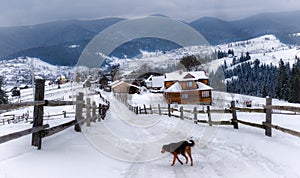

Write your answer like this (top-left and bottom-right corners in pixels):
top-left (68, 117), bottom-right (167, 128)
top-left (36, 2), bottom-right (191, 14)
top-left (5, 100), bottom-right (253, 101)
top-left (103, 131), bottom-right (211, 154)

top-left (187, 140), bottom-right (195, 147)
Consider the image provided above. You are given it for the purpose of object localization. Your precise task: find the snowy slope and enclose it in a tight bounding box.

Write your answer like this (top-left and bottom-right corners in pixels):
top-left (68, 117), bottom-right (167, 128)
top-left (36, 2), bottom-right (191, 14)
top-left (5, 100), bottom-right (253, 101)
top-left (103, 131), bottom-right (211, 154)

top-left (103, 34), bottom-right (300, 78)
top-left (206, 34), bottom-right (300, 73)
top-left (0, 57), bottom-right (73, 90)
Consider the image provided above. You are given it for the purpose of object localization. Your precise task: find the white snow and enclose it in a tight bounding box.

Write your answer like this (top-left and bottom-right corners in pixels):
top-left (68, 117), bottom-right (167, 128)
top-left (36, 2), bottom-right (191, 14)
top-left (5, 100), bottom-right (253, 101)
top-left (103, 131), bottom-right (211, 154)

top-left (0, 84), bottom-right (300, 178)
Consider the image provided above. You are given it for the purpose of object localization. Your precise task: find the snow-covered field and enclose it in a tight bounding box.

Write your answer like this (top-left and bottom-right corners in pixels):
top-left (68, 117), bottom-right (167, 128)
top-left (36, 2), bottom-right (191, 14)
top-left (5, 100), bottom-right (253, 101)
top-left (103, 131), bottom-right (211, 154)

top-left (0, 83), bottom-right (300, 178)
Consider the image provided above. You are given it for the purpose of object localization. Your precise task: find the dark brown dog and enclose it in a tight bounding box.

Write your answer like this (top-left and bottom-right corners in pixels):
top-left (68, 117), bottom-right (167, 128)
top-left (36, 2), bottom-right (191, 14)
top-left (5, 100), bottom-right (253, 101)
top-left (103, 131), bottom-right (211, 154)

top-left (161, 140), bottom-right (195, 166)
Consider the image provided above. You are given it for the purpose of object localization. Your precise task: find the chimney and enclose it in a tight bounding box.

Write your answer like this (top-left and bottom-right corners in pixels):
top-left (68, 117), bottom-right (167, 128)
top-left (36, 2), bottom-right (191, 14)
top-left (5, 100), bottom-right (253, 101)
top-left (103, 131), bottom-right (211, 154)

top-left (179, 70), bottom-right (183, 75)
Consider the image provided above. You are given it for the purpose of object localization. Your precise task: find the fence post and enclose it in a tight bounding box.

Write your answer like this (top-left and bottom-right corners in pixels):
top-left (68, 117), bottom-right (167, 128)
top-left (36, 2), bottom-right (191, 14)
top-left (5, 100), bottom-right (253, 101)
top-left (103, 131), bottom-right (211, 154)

top-left (74, 92), bottom-right (84, 132)
top-left (231, 101), bottom-right (238, 129)
top-left (264, 98), bottom-right (272, 137)
top-left (150, 105), bottom-right (153, 114)
top-left (92, 101), bottom-right (96, 122)
top-left (207, 106), bottom-right (212, 126)
top-left (193, 107), bottom-right (197, 124)
top-left (180, 106), bottom-right (183, 120)
top-left (144, 104), bottom-right (147, 114)
top-left (98, 104), bottom-right (102, 121)
top-left (31, 79), bottom-right (45, 150)
top-left (86, 98), bottom-right (91, 127)
top-left (168, 104), bottom-right (171, 117)
top-left (158, 104), bottom-right (161, 115)
top-left (63, 111), bottom-right (67, 118)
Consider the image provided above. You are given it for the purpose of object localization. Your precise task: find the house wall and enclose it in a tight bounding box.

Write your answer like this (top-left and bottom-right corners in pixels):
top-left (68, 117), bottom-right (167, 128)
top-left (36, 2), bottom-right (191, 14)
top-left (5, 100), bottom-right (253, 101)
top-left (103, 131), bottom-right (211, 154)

top-left (179, 81), bottom-right (198, 90)
top-left (198, 90), bottom-right (212, 104)
top-left (164, 90), bottom-right (212, 104)
top-left (112, 84), bottom-right (130, 93)
top-left (165, 81), bottom-right (175, 89)
top-left (198, 79), bottom-right (209, 85)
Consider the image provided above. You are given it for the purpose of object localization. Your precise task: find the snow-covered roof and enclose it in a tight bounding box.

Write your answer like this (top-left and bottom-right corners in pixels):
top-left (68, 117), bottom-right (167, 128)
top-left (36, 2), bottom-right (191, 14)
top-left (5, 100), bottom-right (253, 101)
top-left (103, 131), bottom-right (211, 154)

top-left (165, 70), bottom-right (208, 81)
top-left (108, 80), bottom-right (121, 87)
top-left (152, 76), bottom-right (165, 88)
top-left (164, 82), bottom-right (182, 92)
top-left (111, 81), bottom-right (139, 89)
top-left (164, 81), bottom-right (213, 93)
top-left (111, 81), bottom-right (125, 88)
top-left (197, 82), bottom-right (213, 90)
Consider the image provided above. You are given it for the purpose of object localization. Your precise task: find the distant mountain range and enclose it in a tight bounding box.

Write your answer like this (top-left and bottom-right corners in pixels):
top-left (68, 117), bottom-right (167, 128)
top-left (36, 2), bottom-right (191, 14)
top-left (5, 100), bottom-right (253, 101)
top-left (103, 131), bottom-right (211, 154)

top-left (0, 11), bottom-right (300, 66)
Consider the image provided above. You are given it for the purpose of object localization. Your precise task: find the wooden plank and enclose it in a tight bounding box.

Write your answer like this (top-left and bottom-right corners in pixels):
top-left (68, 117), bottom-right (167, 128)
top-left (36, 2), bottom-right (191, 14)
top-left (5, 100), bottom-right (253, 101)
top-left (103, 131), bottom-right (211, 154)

top-left (265, 98), bottom-right (272, 137)
top-left (0, 100), bottom-right (45, 110)
top-left (183, 109), bottom-right (193, 113)
top-left (264, 123), bottom-right (300, 138)
top-left (42, 120), bottom-right (77, 138)
top-left (168, 104), bottom-right (171, 117)
top-left (74, 93), bottom-right (84, 132)
top-left (196, 120), bottom-right (231, 125)
top-left (32, 79), bottom-right (45, 149)
top-left (231, 101), bottom-right (238, 129)
top-left (180, 106), bottom-right (183, 120)
top-left (207, 106), bottom-right (212, 126)
top-left (45, 100), bottom-right (74, 106)
top-left (158, 104), bottom-right (161, 115)
top-left (144, 104), bottom-right (147, 114)
top-left (0, 124), bottom-right (49, 144)
top-left (236, 119), bottom-right (265, 129)
top-left (193, 107), bottom-right (197, 122)
top-left (209, 109), bottom-right (227, 113)
top-left (86, 98), bottom-right (91, 127)
top-left (231, 107), bottom-right (265, 113)
top-left (0, 100), bottom-right (75, 110)
top-left (264, 105), bottom-right (300, 113)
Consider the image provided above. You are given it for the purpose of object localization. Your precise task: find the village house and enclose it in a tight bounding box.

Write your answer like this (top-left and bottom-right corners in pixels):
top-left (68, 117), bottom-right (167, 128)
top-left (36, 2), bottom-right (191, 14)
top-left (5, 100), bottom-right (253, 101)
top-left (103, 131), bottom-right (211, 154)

top-left (110, 80), bottom-right (140, 94)
top-left (163, 70), bottom-right (213, 105)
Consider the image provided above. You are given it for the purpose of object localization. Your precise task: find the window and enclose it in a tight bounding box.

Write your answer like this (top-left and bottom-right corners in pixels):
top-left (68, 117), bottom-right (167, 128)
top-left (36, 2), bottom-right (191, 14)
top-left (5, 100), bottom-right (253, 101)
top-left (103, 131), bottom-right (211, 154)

top-left (187, 81), bottom-right (193, 88)
top-left (181, 93), bottom-right (188, 99)
top-left (202, 91), bottom-right (210, 98)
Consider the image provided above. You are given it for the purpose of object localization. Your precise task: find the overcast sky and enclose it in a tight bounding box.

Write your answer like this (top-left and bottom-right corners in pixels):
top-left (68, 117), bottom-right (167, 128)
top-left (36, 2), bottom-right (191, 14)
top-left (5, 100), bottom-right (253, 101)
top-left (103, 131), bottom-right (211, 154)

top-left (0, 0), bottom-right (300, 27)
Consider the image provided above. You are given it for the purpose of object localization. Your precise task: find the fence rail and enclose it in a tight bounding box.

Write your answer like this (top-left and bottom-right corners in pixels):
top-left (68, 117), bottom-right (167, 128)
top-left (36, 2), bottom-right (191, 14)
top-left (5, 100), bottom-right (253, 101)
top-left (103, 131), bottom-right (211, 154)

top-left (114, 93), bottom-right (300, 139)
top-left (0, 79), bottom-right (110, 149)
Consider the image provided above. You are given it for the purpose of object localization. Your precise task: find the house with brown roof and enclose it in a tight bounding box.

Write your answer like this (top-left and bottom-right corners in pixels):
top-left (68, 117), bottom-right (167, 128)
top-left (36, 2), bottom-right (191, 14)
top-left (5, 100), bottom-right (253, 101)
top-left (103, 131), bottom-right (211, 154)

top-left (163, 70), bottom-right (213, 105)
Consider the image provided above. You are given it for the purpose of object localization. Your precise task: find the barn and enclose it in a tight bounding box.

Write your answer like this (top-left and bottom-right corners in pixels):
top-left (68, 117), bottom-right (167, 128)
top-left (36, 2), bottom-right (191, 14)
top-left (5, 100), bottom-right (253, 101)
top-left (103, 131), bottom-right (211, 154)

top-left (163, 70), bottom-right (213, 105)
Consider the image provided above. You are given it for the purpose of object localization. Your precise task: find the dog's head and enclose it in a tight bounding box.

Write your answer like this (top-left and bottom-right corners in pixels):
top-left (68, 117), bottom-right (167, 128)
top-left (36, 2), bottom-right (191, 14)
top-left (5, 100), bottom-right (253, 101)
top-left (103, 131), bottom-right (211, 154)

top-left (161, 144), bottom-right (168, 153)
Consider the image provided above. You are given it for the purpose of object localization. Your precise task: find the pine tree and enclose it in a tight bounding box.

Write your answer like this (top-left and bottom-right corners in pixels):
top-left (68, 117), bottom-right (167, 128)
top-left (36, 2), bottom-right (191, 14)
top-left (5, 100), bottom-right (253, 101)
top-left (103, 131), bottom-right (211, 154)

top-left (289, 59), bottom-right (300, 103)
top-left (276, 59), bottom-right (288, 100)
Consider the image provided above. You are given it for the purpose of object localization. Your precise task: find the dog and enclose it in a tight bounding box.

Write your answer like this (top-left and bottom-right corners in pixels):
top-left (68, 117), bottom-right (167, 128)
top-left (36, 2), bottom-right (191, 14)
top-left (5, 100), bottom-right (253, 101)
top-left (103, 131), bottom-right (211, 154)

top-left (161, 140), bottom-right (195, 166)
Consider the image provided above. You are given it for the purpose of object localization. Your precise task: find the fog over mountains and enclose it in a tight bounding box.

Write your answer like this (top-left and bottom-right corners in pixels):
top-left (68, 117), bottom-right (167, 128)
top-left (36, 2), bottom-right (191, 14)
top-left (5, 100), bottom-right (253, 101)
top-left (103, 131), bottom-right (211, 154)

top-left (0, 11), bottom-right (300, 66)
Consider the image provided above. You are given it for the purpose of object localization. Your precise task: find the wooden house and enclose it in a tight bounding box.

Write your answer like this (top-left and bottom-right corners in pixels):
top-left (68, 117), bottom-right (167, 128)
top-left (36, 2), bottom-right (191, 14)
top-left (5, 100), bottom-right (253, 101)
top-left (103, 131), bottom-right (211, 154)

top-left (111, 81), bottom-right (139, 94)
top-left (163, 70), bottom-right (213, 105)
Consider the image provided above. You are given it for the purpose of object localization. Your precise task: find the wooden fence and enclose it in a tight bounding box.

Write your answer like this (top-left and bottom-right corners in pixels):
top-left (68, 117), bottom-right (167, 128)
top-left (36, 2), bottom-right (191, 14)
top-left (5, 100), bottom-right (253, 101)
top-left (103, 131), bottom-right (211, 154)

top-left (114, 93), bottom-right (300, 139)
top-left (0, 79), bottom-right (110, 149)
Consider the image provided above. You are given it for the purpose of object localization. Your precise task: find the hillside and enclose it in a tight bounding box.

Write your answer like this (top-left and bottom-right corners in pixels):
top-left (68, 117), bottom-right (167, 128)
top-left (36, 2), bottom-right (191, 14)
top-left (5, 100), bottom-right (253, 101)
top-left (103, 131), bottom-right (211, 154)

top-left (0, 57), bottom-right (73, 90)
top-left (205, 34), bottom-right (297, 73)
top-left (1, 11), bottom-right (300, 66)
top-left (190, 10), bottom-right (300, 45)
